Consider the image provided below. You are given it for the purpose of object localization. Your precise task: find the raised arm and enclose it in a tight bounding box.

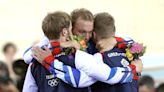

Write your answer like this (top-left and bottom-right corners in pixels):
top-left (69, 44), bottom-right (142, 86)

top-left (74, 50), bottom-right (142, 84)
top-left (23, 36), bottom-right (49, 64)
top-left (30, 46), bottom-right (97, 88)
top-left (32, 47), bottom-right (137, 87)
top-left (41, 57), bottom-right (96, 88)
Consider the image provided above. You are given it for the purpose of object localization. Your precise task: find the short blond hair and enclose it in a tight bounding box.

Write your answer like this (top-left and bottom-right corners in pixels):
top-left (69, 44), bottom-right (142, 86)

top-left (71, 8), bottom-right (94, 27)
top-left (42, 11), bottom-right (71, 40)
top-left (94, 12), bottom-right (115, 39)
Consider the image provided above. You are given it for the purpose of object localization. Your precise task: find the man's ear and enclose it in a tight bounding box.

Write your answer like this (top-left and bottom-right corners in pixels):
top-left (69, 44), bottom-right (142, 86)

top-left (93, 32), bottom-right (96, 39)
top-left (61, 28), bottom-right (68, 36)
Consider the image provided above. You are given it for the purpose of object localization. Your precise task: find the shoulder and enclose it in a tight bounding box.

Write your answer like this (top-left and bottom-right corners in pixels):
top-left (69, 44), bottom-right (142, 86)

top-left (115, 36), bottom-right (135, 44)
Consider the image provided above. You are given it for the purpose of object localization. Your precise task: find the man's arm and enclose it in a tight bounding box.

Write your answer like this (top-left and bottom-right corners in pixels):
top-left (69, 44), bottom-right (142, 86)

top-left (22, 64), bottom-right (38, 92)
top-left (32, 47), bottom-right (136, 86)
top-left (23, 38), bottom-right (96, 88)
top-left (48, 51), bottom-right (139, 83)
top-left (30, 46), bottom-right (97, 88)
top-left (43, 54), bottom-right (134, 85)
top-left (42, 58), bottom-right (96, 88)
top-left (54, 55), bottom-right (136, 84)
top-left (74, 50), bottom-right (142, 84)
top-left (23, 36), bottom-right (49, 64)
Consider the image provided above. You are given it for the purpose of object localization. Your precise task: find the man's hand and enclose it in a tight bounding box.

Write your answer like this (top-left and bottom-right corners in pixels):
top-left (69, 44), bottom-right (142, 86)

top-left (32, 46), bottom-right (52, 64)
top-left (131, 59), bottom-right (143, 72)
top-left (60, 41), bottom-right (80, 50)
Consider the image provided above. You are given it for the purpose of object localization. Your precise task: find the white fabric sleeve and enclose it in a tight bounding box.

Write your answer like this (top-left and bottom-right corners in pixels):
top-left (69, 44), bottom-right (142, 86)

top-left (47, 59), bottom-right (97, 88)
top-left (23, 36), bottom-right (49, 64)
top-left (75, 50), bottom-right (133, 84)
top-left (22, 63), bottom-right (38, 92)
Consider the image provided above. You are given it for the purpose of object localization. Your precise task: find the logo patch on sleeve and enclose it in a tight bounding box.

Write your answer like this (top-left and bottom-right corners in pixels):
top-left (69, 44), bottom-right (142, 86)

top-left (121, 59), bottom-right (129, 67)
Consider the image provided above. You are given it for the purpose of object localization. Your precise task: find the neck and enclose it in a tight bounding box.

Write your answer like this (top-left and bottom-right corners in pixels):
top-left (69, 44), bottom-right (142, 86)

top-left (50, 39), bottom-right (59, 43)
top-left (5, 55), bottom-right (14, 63)
top-left (49, 36), bottom-right (66, 43)
top-left (97, 37), bottom-right (117, 52)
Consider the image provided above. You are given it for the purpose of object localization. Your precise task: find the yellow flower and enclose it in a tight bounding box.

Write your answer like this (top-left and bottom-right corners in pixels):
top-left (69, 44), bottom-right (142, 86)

top-left (126, 49), bottom-right (134, 61)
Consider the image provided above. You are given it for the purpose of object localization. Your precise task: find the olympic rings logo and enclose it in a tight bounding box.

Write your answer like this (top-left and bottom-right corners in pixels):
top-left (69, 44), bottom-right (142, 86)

top-left (48, 78), bottom-right (59, 87)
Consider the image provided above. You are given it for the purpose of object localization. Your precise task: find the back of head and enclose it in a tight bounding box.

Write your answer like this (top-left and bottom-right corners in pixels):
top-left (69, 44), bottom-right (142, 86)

top-left (139, 75), bottom-right (155, 88)
top-left (42, 11), bottom-right (71, 40)
top-left (156, 83), bottom-right (164, 92)
top-left (139, 75), bottom-right (155, 92)
top-left (12, 59), bottom-right (28, 76)
top-left (71, 8), bottom-right (94, 28)
top-left (94, 12), bottom-right (115, 39)
top-left (2, 43), bottom-right (17, 62)
top-left (12, 59), bottom-right (28, 92)
top-left (2, 43), bottom-right (17, 54)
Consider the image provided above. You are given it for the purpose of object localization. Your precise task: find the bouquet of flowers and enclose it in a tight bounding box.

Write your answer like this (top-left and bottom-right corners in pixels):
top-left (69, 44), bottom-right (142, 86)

top-left (114, 37), bottom-right (146, 76)
top-left (126, 42), bottom-right (146, 61)
top-left (115, 37), bottom-right (146, 61)
top-left (64, 35), bottom-right (87, 55)
top-left (72, 35), bottom-right (87, 50)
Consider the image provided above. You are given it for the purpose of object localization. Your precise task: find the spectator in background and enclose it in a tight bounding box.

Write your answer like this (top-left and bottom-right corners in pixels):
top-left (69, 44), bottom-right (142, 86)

top-left (156, 83), bottom-right (164, 92)
top-left (2, 42), bottom-right (17, 82)
top-left (0, 61), bottom-right (19, 92)
top-left (0, 60), bottom-right (10, 84)
top-left (12, 59), bottom-right (28, 91)
top-left (139, 75), bottom-right (155, 92)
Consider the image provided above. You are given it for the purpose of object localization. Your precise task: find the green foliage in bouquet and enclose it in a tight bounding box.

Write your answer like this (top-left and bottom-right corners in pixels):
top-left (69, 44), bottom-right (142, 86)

top-left (63, 35), bottom-right (87, 55)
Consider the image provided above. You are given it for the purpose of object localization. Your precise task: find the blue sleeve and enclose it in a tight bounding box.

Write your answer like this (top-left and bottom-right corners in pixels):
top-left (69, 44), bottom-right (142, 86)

top-left (44, 59), bottom-right (96, 88)
top-left (74, 50), bottom-right (134, 84)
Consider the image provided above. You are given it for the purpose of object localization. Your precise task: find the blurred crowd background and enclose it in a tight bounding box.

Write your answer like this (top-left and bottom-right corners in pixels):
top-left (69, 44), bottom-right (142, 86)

top-left (0, 0), bottom-right (164, 92)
